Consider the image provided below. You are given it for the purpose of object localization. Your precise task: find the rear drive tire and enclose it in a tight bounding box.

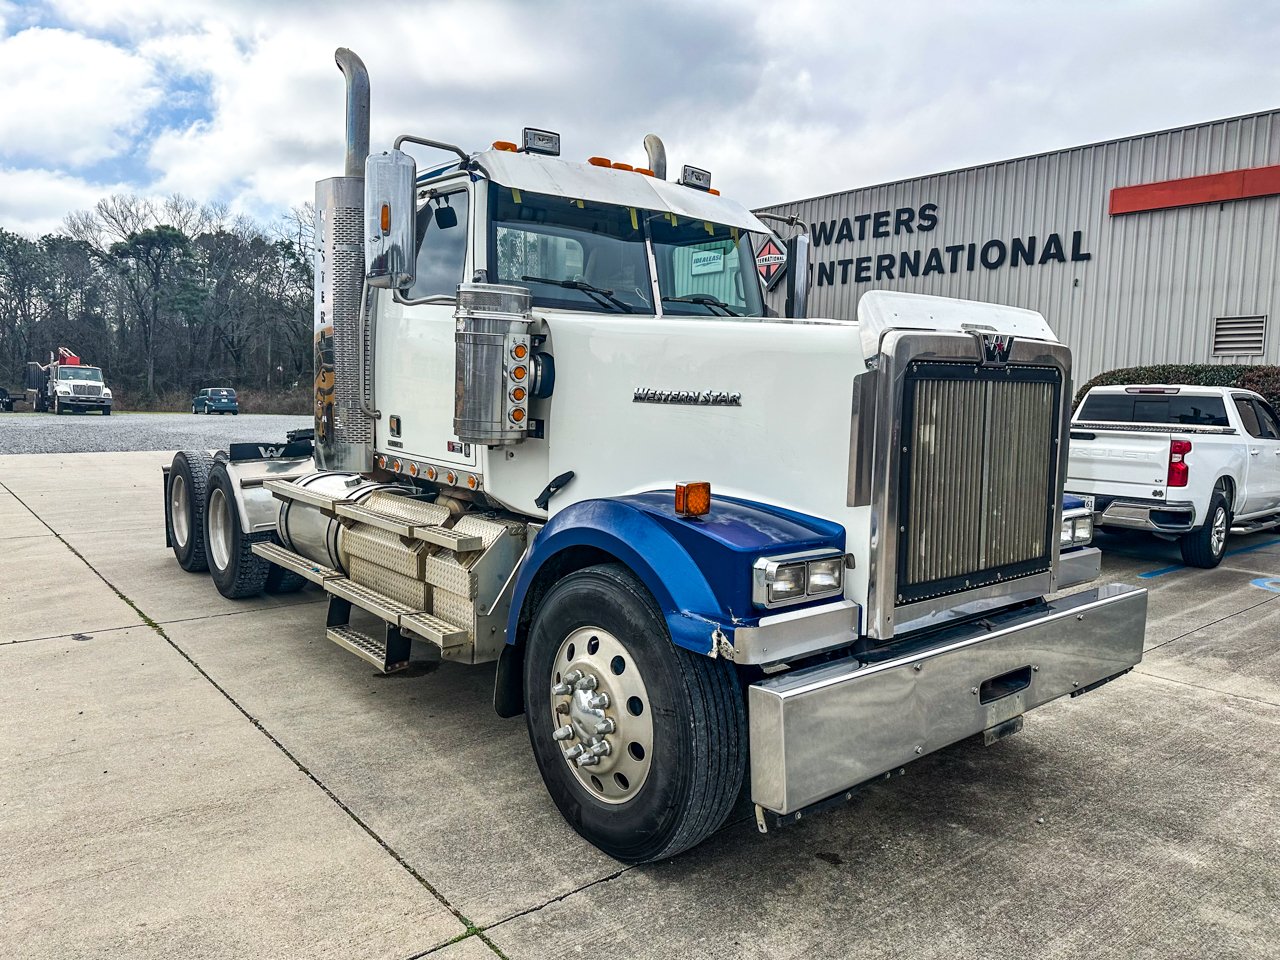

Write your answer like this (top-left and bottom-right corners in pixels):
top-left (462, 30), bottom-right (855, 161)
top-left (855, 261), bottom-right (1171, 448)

top-left (204, 461), bottom-right (271, 598)
top-left (265, 563), bottom-right (307, 594)
top-left (1180, 490), bottom-right (1230, 568)
top-left (168, 450), bottom-right (215, 572)
top-left (523, 563), bottom-right (746, 863)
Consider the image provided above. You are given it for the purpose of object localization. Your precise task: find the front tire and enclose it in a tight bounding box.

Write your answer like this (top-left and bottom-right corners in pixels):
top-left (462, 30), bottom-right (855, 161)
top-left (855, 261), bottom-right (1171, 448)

top-left (1180, 490), bottom-right (1230, 568)
top-left (523, 563), bottom-right (745, 863)
top-left (54, 398), bottom-right (63, 415)
top-left (204, 462), bottom-right (271, 598)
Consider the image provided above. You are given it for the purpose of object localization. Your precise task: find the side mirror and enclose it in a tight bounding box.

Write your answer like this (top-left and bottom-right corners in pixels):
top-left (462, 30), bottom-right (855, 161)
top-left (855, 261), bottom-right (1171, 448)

top-left (365, 149), bottom-right (417, 289)
top-left (434, 204), bottom-right (459, 230)
top-left (784, 233), bottom-right (810, 319)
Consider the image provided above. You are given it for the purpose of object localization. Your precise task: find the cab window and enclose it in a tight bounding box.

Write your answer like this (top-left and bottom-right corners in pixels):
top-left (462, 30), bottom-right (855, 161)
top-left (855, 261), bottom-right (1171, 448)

top-left (406, 188), bottom-right (469, 300)
top-left (1251, 399), bottom-right (1280, 439)
top-left (649, 217), bottom-right (764, 318)
top-left (1233, 396), bottom-right (1265, 437)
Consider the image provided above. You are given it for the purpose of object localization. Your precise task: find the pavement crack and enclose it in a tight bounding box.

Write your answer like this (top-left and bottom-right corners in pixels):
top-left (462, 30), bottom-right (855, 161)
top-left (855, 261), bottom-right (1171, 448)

top-left (0, 478), bottom-right (476, 949)
top-left (1135, 669), bottom-right (1280, 708)
top-left (1144, 592), bottom-right (1279, 655)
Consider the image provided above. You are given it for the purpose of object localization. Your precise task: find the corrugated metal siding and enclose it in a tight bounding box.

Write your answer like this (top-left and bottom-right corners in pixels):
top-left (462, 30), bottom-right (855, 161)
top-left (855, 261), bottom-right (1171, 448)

top-left (759, 110), bottom-right (1280, 384)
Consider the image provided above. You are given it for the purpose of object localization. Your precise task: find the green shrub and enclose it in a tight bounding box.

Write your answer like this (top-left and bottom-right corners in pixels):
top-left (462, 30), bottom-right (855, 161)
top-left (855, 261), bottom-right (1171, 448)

top-left (1074, 364), bottom-right (1280, 410)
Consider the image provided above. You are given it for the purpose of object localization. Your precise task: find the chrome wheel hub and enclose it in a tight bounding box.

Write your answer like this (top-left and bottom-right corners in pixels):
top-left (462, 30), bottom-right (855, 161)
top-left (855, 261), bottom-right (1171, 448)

top-left (549, 626), bottom-right (653, 804)
top-left (170, 473), bottom-right (189, 549)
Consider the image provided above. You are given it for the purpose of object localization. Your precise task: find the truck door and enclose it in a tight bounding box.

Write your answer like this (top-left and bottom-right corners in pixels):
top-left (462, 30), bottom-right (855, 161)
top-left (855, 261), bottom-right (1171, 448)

top-left (375, 179), bottom-right (478, 469)
top-left (1238, 396), bottom-right (1280, 515)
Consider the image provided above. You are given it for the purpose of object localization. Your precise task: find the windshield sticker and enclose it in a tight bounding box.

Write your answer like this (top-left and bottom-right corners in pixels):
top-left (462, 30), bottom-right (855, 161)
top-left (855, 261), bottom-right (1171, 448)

top-left (691, 250), bottom-right (724, 275)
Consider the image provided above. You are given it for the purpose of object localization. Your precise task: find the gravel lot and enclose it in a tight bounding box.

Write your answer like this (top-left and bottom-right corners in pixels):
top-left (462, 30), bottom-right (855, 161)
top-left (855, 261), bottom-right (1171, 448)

top-left (0, 411), bottom-right (310, 454)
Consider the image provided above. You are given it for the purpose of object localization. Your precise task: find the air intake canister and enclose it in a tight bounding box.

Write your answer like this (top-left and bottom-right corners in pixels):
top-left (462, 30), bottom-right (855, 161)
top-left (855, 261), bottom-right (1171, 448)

top-left (453, 283), bottom-right (534, 445)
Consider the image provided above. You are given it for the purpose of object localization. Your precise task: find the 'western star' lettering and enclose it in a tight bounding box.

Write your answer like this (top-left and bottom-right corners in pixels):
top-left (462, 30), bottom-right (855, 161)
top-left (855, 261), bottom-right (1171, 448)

top-left (633, 388), bottom-right (742, 406)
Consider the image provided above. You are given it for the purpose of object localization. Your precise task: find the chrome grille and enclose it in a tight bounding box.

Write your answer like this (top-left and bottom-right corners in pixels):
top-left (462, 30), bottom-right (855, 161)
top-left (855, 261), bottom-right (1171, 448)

top-left (898, 363), bottom-right (1059, 603)
top-left (71, 383), bottom-right (101, 397)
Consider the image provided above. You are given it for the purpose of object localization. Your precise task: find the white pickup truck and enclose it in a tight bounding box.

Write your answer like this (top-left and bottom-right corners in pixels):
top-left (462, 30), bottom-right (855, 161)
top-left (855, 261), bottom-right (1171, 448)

top-left (1067, 385), bottom-right (1280, 567)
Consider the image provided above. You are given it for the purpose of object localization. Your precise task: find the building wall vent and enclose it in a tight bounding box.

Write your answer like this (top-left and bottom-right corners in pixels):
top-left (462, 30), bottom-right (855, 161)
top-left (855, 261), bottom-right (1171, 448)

top-left (1212, 316), bottom-right (1266, 356)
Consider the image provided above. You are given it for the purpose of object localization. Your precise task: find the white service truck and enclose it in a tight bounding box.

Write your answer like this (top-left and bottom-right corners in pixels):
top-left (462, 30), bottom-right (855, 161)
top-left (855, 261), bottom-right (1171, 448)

top-left (160, 48), bottom-right (1148, 863)
top-left (1068, 384), bottom-right (1280, 566)
top-left (25, 347), bottom-right (113, 414)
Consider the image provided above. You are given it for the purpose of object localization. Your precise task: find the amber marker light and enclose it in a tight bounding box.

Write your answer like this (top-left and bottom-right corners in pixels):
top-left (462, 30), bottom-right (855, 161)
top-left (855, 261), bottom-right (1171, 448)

top-left (467, 475), bottom-right (479, 490)
top-left (511, 364), bottom-right (527, 381)
top-left (634, 168), bottom-right (654, 176)
top-left (510, 407), bottom-right (526, 423)
top-left (446, 471), bottom-right (457, 485)
top-left (408, 462), bottom-right (419, 477)
top-left (380, 203), bottom-right (391, 234)
top-left (392, 459), bottom-right (402, 473)
top-left (674, 481), bottom-right (711, 518)
top-left (510, 386), bottom-right (527, 402)
top-left (426, 466), bottom-right (437, 481)
top-left (587, 156), bottom-right (612, 167)
top-left (511, 342), bottom-right (529, 360)
top-left (492, 141), bottom-right (518, 152)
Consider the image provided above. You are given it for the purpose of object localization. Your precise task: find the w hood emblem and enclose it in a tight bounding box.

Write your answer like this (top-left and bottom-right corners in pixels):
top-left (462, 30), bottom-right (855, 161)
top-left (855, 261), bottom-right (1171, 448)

top-left (978, 333), bottom-right (1014, 366)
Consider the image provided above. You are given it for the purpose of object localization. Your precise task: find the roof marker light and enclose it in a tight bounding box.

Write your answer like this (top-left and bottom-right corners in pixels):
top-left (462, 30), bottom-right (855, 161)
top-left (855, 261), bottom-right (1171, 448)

top-left (492, 140), bottom-right (518, 152)
top-left (521, 128), bottom-right (560, 156)
top-left (611, 161), bottom-right (634, 171)
top-left (587, 156), bottom-right (612, 167)
top-left (634, 167), bottom-right (655, 177)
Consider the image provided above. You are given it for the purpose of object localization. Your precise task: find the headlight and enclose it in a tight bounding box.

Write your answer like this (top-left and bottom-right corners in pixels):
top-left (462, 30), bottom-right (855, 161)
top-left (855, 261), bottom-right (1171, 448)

top-left (1060, 514), bottom-right (1093, 547)
top-left (753, 551), bottom-right (844, 608)
top-left (56, 386), bottom-right (71, 395)
top-left (102, 388), bottom-right (112, 398)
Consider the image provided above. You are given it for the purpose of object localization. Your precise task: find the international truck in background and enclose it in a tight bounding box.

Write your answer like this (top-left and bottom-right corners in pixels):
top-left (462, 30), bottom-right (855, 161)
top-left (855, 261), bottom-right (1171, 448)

top-left (1068, 384), bottom-right (1280, 567)
top-left (159, 48), bottom-right (1148, 863)
top-left (24, 347), bottom-right (113, 415)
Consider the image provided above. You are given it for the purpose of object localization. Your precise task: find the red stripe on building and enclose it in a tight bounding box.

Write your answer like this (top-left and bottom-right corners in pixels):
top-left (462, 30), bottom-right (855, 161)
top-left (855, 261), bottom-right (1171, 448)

top-left (1109, 163), bottom-right (1280, 215)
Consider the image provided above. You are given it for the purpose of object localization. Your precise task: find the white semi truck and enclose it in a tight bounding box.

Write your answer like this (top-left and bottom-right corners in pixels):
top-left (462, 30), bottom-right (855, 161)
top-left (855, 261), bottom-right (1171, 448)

top-left (25, 347), bottom-right (113, 414)
top-left (160, 49), bottom-right (1148, 863)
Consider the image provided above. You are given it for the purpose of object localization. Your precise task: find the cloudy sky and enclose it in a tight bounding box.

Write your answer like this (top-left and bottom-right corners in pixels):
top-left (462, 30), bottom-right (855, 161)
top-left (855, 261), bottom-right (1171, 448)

top-left (1, 0), bottom-right (1277, 236)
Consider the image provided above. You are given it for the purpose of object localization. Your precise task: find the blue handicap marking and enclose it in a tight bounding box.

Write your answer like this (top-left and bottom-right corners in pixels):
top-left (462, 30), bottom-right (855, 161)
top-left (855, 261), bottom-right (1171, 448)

top-left (1251, 577), bottom-right (1280, 593)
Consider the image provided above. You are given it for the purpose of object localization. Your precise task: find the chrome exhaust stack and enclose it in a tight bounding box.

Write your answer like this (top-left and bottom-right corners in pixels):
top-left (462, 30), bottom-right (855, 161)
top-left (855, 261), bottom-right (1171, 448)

top-left (643, 134), bottom-right (667, 180)
top-left (312, 47), bottom-right (375, 473)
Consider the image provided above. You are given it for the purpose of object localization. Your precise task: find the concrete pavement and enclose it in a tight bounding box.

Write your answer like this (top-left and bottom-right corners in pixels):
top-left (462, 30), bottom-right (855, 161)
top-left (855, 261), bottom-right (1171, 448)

top-left (2, 451), bottom-right (1278, 959)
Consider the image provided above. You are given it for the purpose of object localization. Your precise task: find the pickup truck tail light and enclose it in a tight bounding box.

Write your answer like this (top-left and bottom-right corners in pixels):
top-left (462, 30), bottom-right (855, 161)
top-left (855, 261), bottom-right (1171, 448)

top-left (1168, 439), bottom-right (1191, 487)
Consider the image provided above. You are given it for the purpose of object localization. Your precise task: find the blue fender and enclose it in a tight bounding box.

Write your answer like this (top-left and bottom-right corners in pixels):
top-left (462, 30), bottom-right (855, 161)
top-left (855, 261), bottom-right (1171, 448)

top-left (506, 492), bottom-right (844, 655)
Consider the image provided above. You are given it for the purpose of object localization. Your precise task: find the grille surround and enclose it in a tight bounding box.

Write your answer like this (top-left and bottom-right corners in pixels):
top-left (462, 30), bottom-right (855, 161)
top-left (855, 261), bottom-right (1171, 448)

top-left (895, 361), bottom-right (1061, 606)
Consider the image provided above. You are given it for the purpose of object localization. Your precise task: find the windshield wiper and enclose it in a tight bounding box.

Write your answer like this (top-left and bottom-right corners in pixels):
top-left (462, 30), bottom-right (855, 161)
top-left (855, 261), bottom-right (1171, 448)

top-left (521, 276), bottom-right (633, 313)
top-left (662, 294), bottom-right (740, 317)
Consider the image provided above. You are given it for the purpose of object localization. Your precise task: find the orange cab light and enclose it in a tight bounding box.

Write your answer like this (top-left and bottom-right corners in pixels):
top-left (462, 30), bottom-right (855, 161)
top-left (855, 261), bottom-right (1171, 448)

top-left (377, 455), bottom-right (387, 468)
top-left (708, 188), bottom-right (721, 196)
top-left (634, 168), bottom-right (654, 176)
top-left (408, 462), bottom-right (419, 477)
top-left (467, 475), bottom-right (479, 490)
top-left (510, 407), bottom-right (526, 423)
top-left (587, 156), bottom-right (612, 167)
top-left (379, 203), bottom-right (391, 233)
top-left (426, 465), bottom-right (437, 481)
top-left (511, 342), bottom-right (529, 359)
top-left (510, 386), bottom-right (527, 402)
top-left (511, 364), bottom-right (527, 381)
top-left (675, 481), bottom-right (712, 518)
top-left (392, 459), bottom-right (402, 473)
top-left (611, 162), bottom-right (634, 171)
top-left (446, 471), bottom-right (457, 485)
top-left (492, 141), bottom-right (518, 152)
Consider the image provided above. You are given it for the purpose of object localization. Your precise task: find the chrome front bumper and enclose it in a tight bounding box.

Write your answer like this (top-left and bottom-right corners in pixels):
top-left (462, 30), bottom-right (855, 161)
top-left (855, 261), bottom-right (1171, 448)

top-left (748, 582), bottom-right (1147, 814)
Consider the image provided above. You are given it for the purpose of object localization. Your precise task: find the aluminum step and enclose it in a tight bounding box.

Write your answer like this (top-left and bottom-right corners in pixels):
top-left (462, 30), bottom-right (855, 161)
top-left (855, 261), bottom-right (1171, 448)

top-left (264, 478), bottom-right (338, 511)
top-left (324, 576), bottom-right (415, 623)
top-left (326, 625), bottom-right (410, 673)
top-left (400, 611), bottom-right (470, 649)
top-left (335, 501), bottom-right (484, 551)
top-left (1231, 515), bottom-right (1280, 535)
top-left (250, 541), bottom-right (338, 584)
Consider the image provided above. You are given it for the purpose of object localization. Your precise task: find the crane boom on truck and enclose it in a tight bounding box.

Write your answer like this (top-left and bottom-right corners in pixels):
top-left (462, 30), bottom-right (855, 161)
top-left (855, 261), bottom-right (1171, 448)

top-left (160, 48), bottom-right (1148, 863)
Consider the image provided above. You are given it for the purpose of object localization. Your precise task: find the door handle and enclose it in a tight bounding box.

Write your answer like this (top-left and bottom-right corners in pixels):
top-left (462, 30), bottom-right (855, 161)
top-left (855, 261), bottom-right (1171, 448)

top-left (1250, 449), bottom-right (1261, 456)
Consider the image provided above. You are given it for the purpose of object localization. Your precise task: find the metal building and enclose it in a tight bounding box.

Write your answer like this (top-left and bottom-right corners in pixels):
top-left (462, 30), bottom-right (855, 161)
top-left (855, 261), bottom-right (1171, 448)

top-left (758, 109), bottom-right (1280, 385)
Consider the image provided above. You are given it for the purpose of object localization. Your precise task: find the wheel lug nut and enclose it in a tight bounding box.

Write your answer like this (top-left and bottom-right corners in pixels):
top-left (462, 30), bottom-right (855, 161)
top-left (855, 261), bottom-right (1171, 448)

top-left (587, 693), bottom-right (609, 710)
top-left (575, 754), bottom-right (599, 767)
top-left (555, 702), bottom-right (570, 715)
top-left (575, 674), bottom-right (598, 691)
top-left (564, 670), bottom-right (583, 685)
top-left (565, 744), bottom-right (584, 760)
top-left (552, 725), bottom-right (574, 741)
top-left (552, 682), bottom-right (571, 696)
top-left (594, 718), bottom-right (615, 735)
top-left (590, 739), bottom-right (611, 757)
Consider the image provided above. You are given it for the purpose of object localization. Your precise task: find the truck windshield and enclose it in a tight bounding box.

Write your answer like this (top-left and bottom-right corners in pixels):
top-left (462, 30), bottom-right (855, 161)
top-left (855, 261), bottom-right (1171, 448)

top-left (649, 216), bottom-right (764, 318)
top-left (489, 186), bottom-right (654, 314)
top-left (59, 367), bottom-right (103, 382)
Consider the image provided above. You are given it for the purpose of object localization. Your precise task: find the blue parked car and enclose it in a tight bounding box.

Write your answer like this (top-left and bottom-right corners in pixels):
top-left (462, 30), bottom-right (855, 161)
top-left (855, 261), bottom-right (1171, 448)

top-left (192, 387), bottom-right (239, 415)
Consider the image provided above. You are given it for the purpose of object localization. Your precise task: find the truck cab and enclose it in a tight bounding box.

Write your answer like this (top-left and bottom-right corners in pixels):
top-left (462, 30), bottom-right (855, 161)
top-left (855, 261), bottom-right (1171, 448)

top-left (162, 48), bottom-right (1148, 864)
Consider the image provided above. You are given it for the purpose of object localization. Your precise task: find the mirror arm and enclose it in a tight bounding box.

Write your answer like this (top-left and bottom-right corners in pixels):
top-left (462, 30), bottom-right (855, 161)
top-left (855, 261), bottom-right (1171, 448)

top-left (394, 134), bottom-right (470, 166)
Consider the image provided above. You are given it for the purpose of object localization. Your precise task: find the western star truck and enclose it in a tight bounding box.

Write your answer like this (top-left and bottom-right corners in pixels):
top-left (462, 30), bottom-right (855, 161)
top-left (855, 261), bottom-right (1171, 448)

top-left (160, 49), bottom-right (1148, 863)
top-left (25, 347), bottom-right (113, 415)
top-left (1068, 384), bottom-right (1280, 566)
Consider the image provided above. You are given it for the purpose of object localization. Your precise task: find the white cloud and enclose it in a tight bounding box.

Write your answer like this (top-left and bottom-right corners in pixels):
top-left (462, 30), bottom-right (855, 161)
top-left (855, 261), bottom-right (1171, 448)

top-left (0, 167), bottom-right (130, 236)
top-left (0, 27), bottom-right (160, 167)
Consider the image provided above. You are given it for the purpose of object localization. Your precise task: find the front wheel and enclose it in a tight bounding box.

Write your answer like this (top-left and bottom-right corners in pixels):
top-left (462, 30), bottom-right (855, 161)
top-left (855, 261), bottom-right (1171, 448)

top-left (54, 398), bottom-right (63, 415)
top-left (102, 406), bottom-right (111, 416)
top-left (1180, 490), bottom-right (1230, 568)
top-left (523, 563), bottom-right (745, 863)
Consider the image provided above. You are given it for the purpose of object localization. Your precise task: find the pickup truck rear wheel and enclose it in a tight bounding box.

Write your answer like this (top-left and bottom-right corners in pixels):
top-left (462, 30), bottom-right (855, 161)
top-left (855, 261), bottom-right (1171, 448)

top-left (204, 462), bottom-right (271, 598)
top-left (1180, 491), bottom-right (1230, 568)
top-left (168, 451), bottom-right (214, 572)
top-left (524, 563), bottom-right (746, 863)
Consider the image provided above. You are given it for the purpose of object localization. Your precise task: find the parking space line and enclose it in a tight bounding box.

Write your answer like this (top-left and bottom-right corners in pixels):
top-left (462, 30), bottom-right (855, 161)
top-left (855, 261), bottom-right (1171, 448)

top-left (1137, 537), bottom-right (1280, 579)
